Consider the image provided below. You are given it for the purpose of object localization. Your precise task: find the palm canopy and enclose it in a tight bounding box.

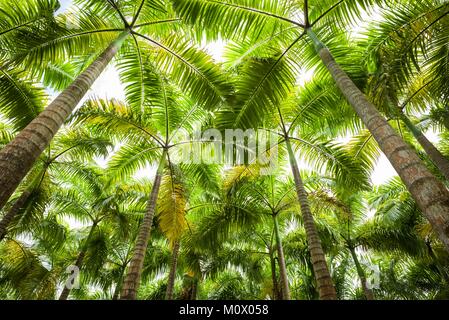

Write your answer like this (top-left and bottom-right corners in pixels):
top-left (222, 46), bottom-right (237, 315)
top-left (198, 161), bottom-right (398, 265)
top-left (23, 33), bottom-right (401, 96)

top-left (5, 0), bottom-right (231, 109)
top-left (2, 0), bottom-right (449, 302)
top-left (0, 0), bottom-right (56, 131)
top-left (0, 126), bottom-right (111, 240)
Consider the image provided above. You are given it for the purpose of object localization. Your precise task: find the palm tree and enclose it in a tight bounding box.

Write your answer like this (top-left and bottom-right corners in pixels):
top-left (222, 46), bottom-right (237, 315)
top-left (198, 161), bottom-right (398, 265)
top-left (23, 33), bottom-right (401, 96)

top-left (165, 240), bottom-right (181, 300)
top-left (223, 167), bottom-right (297, 299)
top-left (0, 0), bottom-right (55, 129)
top-left (354, 5), bottom-right (449, 181)
top-left (48, 165), bottom-right (136, 300)
top-left (159, 162), bottom-right (221, 300)
top-left (0, 0), bottom-right (229, 212)
top-left (363, 178), bottom-right (449, 286)
top-left (0, 128), bottom-right (111, 241)
top-left (192, 148), bottom-right (365, 300)
top-left (72, 57), bottom-right (218, 298)
top-left (173, 0), bottom-right (449, 252)
top-left (180, 166), bottom-right (281, 299)
top-left (215, 53), bottom-right (370, 299)
top-left (305, 176), bottom-right (376, 299)
top-left (3, 0), bottom-right (449, 302)
top-left (0, 236), bottom-right (63, 299)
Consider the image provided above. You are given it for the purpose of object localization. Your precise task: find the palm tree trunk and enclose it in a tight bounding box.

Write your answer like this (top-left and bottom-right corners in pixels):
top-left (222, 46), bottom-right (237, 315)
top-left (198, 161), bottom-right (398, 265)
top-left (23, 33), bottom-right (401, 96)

top-left (190, 277), bottom-right (198, 300)
top-left (348, 246), bottom-right (374, 300)
top-left (272, 214), bottom-right (290, 300)
top-left (269, 251), bottom-right (280, 300)
top-left (307, 28), bottom-right (449, 251)
top-left (400, 113), bottom-right (449, 181)
top-left (112, 266), bottom-right (126, 300)
top-left (285, 137), bottom-right (337, 300)
top-left (59, 223), bottom-right (97, 300)
top-left (58, 250), bottom-right (86, 300)
top-left (120, 151), bottom-right (167, 300)
top-left (112, 284), bottom-right (121, 300)
top-left (165, 240), bottom-right (181, 300)
top-left (0, 189), bottom-right (32, 241)
top-left (0, 31), bottom-right (129, 211)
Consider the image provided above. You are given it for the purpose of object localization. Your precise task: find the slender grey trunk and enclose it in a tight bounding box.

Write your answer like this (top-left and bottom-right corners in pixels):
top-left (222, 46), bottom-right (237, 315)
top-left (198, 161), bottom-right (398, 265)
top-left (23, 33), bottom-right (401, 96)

top-left (273, 215), bottom-right (290, 300)
top-left (270, 251), bottom-right (280, 300)
top-left (285, 137), bottom-right (337, 300)
top-left (190, 278), bottom-right (198, 300)
top-left (165, 240), bottom-right (181, 300)
top-left (112, 265), bottom-right (126, 300)
top-left (0, 31), bottom-right (129, 211)
top-left (400, 113), bottom-right (449, 181)
top-left (120, 151), bottom-right (167, 300)
top-left (307, 28), bottom-right (449, 252)
top-left (59, 223), bottom-right (97, 300)
top-left (348, 246), bottom-right (374, 300)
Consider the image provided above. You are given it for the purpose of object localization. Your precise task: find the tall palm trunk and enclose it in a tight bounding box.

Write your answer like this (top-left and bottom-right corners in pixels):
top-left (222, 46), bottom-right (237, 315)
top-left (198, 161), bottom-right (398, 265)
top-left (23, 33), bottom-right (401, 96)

top-left (348, 246), bottom-right (374, 300)
top-left (269, 251), bottom-right (280, 300)
top-left (285, 137), bottom-right (337, 300)
top-left (165, 240), bottom-right (181, 300)
top-left (0, 31), bottom-right (129, 211)
top-left (112, 283), bottom-right (121, 301)
top-left (400, 113), bottom-right (449, 181)
top-left (120, 151), bottom-right (167, 300)
top-left (272, 214), bottom-right (290, 300)
top-left (0, 189), bottom-right (32, 241)
top-left (190, 277), bottom-right (199, 300)
top-left (59, 223), bottom-right (97, 300)
top-left (112, 265), bottom-right (126, 300)
top-left (307, 28), bottom-right (449, 251)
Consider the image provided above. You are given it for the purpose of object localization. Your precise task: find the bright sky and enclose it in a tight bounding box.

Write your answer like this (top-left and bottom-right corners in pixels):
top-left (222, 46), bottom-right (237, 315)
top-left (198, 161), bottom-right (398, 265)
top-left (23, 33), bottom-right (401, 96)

top-left (51, 0), bottom-right (439, 186)
top-left (56, 0), bottom-right (72, 14)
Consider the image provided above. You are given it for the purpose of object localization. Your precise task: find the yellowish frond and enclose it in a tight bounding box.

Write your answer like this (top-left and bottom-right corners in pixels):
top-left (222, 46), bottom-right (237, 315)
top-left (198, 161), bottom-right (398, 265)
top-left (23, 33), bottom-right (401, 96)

top-left (157, 174), bottom-right (187, 246)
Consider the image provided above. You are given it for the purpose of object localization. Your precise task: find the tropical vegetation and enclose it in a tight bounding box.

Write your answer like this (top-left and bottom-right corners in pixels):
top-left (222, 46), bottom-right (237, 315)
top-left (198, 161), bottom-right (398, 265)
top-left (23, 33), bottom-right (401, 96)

top-left (1, 0), bottom-right (449, 300)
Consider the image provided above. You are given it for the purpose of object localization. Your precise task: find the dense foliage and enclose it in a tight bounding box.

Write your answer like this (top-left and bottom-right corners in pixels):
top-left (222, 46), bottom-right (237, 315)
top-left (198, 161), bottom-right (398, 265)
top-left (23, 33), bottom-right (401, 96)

top-left (1, 0), bottom-right (449, 300)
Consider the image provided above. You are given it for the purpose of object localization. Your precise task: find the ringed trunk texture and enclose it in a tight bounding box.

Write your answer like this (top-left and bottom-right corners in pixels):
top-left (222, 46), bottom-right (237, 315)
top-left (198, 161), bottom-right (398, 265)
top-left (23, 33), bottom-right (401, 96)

top-left (120, 152), bottom-right (166, 300)
top-left (348, 247), bottom-right (374, 300)
top-left (285, 138), bottom-right (337, 300)
top-left (0, 31), bottom-right (129, 211)
top-left (165, 240), bottom-right (181, 300)
top-left (59, 223), bottom-right (97, 300)
top-left (273, 215), bottom-right (290, 300)
top-left (308, 29), bottom-right (449, 251)
top-left (0, 189), bottom-right (32, 241)
top-left (401, 114), bottom-right (449, 182)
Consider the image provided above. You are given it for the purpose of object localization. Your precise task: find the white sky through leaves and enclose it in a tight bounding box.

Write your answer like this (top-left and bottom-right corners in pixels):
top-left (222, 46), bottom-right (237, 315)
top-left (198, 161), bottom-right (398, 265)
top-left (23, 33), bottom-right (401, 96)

top-left (51, 0), bottom-right (410, 185)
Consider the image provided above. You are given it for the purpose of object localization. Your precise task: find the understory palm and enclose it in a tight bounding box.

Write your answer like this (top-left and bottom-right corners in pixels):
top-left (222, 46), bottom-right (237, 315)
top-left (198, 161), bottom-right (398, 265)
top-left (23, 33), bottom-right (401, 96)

top-left (173, 0), bottom-right (449, 251)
